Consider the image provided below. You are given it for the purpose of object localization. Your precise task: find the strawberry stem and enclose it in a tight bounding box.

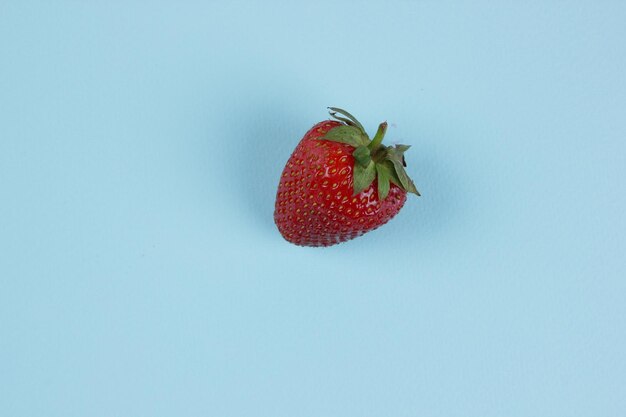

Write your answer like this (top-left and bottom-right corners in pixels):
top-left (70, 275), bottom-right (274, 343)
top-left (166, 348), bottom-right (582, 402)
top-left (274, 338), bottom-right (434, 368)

top-left (368, 122), bottom-right (388, 152)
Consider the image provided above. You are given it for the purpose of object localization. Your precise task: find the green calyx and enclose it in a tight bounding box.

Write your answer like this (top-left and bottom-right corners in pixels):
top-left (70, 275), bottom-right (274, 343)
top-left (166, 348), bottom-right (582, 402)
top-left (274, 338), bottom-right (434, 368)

top-left (320, 107), bottom-right (420, 200)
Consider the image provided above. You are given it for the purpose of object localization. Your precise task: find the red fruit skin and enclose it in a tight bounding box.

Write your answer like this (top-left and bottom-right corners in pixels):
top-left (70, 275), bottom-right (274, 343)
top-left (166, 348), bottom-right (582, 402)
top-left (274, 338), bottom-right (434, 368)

top-left (274, 120), bottom-right (407, 247)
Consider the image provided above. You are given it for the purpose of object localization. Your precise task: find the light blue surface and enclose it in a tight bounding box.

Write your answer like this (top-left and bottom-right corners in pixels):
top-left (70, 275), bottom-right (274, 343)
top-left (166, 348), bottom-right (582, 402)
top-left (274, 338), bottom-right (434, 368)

top-left (1, 2), bottom-right (625, 416)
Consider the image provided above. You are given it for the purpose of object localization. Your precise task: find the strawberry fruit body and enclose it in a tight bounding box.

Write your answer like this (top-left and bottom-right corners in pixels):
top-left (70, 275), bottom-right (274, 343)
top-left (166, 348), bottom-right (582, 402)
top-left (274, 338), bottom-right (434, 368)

top-left (274, 107), bottom-right (419, 247)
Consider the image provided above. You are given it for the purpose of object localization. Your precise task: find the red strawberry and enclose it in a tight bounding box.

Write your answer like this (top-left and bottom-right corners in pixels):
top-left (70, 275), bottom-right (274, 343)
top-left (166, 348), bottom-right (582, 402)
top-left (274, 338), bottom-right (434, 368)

top-left (274, 107), bottom-right (420, 247)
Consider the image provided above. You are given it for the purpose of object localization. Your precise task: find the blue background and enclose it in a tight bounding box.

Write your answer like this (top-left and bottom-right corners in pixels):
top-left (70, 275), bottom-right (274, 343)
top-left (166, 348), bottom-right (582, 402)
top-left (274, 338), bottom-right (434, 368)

top-left (1, 2), bottom-right (625, 416)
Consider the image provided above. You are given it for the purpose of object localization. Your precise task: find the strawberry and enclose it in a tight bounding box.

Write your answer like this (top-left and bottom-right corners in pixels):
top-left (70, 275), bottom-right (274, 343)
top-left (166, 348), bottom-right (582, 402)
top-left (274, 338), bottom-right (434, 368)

top-left (274, 107), bottom-right (420, 247)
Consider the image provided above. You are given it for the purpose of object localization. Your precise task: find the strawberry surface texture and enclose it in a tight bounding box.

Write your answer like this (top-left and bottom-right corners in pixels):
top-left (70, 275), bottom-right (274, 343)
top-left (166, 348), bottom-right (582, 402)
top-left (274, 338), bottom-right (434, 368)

top-left (274, 108), bottom-right (419, 247)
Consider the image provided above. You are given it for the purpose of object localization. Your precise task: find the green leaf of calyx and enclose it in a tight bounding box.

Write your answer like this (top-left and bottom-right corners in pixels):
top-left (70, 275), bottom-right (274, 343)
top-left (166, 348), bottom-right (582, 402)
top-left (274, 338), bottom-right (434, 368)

top-left (352, 146), bottom-right (371, 167)
top-left (390, 159), bottom-right (420, 195)
top-left (383, 160), bottom-right (402, 187)
top-left (329, 114), bottom-right (357, 127)
top-left (394, 144), bottom-right (411, 154)
top-left (320, 125), bottom-right (368, 147)
top-left (353, 161), bottom-right (376, 196)
top-left (376, 163), bottom-right (391, 200)
top-left (394, 144), bottom-right (411, 167)
top-left (384, 147), bottom-right (420, 196)
top-left (328, 107), bottom-right (367, 135)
